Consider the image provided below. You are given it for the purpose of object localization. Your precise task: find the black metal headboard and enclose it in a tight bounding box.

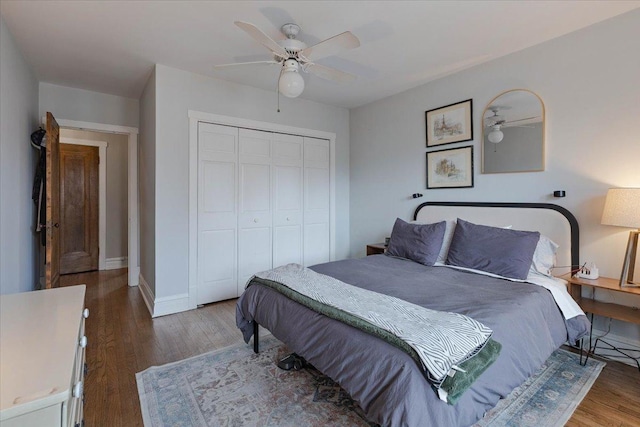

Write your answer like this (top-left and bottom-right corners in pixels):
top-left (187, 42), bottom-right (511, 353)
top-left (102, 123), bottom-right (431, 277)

top-left (413, 201), bottom-right (580, 269)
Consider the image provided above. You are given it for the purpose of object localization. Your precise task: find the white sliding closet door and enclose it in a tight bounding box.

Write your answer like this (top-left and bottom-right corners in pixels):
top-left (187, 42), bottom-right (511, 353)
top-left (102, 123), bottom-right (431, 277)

top-left (272, 133), bottom-right (304, 268)
top-left (303, 137), bottom-right (331, 267)
top-left (197, 123), bottom-right (238, 305)
top-left (238, 129), bottom-right (273, 291)
top-left (195, 120), bottom-right (332, 305)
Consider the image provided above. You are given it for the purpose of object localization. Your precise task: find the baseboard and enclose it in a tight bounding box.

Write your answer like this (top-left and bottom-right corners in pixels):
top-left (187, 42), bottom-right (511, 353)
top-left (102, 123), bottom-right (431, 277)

top-left (138, 274), bottom-right (191, 318)
top-left (153, 293), bottom-right (191, 317)
top-left (105, 256), bottom-right (128, 270)
top-left (589, 327), bottom-right (640, 367)
top-left (138, 274), bottom-right (155, 317)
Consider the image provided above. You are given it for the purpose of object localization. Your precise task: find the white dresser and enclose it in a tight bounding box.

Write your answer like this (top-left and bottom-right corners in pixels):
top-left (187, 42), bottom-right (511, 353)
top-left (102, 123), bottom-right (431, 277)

top-left (0, 285), bottom-right (88, 427)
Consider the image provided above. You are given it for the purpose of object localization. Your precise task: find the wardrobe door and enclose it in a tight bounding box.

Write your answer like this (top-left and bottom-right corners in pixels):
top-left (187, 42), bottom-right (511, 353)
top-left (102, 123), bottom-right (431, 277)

top-left (238, 129), bottom-right (273, 291)
top-left (197, 123), bottom-right (238, 305)
top-left (272, 133), bottom-right (304, 268)
top-left (303, 137), bottom-right (331, 267)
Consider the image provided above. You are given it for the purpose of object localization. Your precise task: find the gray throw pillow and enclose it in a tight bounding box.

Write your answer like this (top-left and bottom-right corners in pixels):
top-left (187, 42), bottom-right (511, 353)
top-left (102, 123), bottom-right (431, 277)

top-left (386, 218), bottom-right (446, 266)
top-left (446, 218), bottom-right (540, 280)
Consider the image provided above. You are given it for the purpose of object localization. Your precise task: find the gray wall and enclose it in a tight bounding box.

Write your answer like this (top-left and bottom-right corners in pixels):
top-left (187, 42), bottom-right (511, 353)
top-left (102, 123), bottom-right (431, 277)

top-left (350, 10), bottom-right (640, 341)
top-left (150, 64), bottom-right (350, 299)
top-left (59, 129), bottom-right (128, 259)
top-left (39, 82), bottom-right (139, 128)
top-left (139, 67), bottom-right (156, 293)
top-left (0, 16), bottom-right (40, 295)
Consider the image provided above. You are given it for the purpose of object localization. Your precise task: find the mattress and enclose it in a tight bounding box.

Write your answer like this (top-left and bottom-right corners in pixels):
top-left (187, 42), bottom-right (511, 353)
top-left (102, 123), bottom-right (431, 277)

top-left (237, 254), bottom-right (590, 426)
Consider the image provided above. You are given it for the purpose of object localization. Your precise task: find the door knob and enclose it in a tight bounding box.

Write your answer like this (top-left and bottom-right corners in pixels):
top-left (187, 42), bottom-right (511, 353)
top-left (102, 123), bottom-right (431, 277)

top-left (254, 218), bottom-right (259, 223)
top-left (54, 223), bottom-right (60, 228)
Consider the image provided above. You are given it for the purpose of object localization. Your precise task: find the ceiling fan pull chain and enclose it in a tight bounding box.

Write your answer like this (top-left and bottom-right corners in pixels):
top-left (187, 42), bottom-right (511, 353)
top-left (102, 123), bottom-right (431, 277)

top-left (277, 67), bottom-right (283, 112)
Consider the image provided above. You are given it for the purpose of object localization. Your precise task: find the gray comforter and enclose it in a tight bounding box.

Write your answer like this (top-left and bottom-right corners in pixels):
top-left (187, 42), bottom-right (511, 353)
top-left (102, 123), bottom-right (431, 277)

top-left (236, 255), bottom-right (590, 427)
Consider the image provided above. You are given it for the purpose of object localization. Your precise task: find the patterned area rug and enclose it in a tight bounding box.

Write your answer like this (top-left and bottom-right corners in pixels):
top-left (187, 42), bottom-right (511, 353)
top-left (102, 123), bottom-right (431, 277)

top-left (136, 336), bottom-right (604, 427)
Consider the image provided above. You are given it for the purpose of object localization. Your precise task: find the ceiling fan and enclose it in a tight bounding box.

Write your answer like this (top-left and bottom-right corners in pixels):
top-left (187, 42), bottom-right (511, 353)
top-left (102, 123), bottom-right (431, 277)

top-left (484, 106), bottom-right (539, 144)
top-left (215, 21), bottom-right (360, 99)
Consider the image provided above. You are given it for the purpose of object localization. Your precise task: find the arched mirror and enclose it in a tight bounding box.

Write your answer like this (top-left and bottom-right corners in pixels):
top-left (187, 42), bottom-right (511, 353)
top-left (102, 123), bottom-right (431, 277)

top-left (481, 89), bottom-right (545, 174)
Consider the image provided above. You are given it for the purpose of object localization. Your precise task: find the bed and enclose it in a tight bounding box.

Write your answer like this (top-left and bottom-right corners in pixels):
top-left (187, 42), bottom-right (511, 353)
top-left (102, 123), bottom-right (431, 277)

top-left (236, 202), bottom-right (591, 426)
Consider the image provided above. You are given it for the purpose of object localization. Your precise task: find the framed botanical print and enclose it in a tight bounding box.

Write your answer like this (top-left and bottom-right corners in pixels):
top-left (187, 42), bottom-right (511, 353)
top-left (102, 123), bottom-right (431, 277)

top-left (425, 99), bottom-right (473, 147)
top-left (426, 146), bottom-right (474, 189)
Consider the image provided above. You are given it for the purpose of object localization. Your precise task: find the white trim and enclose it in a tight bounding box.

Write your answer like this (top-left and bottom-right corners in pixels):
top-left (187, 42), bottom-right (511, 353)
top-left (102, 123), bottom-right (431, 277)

top-left (59, 137), bottom-right (108, 270)
top-left (138, 274), bottom-right (155, 317)
top-left (188, 117), bottom-right (199, 311)
top-left (153, 293), bottom-right (191, 317)
top-left (139, 274), bottom-right (191, 318)
top-left (105, 256), bottom-right (128, 270)
top-left (187, 110), bottom-right (337, 310)
top-left (188, 110), bottom-right (337, 141)
top-left (54, 118), bottom-right (140, 287)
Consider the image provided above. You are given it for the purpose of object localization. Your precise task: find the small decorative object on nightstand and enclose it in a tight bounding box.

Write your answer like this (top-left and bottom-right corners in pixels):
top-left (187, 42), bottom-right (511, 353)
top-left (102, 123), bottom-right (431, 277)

top-left (601, 188), bottom-right (640, 287)
top-left (366, 243), bottom-right (386, 256)
top-left (568, 275), bottom-right (640, 370)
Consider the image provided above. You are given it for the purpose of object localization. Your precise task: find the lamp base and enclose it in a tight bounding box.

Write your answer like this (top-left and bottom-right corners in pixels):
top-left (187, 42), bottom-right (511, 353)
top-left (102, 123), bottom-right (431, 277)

top-left (620, 230), bottom-right (639, 288)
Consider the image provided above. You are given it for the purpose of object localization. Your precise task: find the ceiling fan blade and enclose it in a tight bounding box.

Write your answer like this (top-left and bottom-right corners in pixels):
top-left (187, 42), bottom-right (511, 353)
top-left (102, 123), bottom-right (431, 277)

top-left (505, 116), bottom-right (541, 124)
top-left (305, 63), bottom-right (357, 83)
top-left (214, 60), bottom-right (280, 69)
top-left (299, 31), bottom-right (360, 62)
top-left (234, 21), bottom-right (288, 59)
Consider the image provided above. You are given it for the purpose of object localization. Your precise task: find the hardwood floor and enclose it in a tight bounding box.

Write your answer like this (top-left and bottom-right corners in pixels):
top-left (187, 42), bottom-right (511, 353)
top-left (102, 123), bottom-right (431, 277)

top-left (61, 269), bottom-right (640, 426)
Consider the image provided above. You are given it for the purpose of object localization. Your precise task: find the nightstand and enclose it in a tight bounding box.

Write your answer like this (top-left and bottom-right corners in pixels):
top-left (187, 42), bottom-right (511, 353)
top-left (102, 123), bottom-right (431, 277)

top-left (567, 275), bottom-right (640, 369)
top-left (366, 243), bottom-right (387, 256)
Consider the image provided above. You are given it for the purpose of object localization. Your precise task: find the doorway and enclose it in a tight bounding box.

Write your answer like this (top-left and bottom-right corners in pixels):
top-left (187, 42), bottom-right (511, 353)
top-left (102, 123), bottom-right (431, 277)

top-left (60, 129), bottom-right (129, 274)
top-left (52, 118), bottom-right (139, 287)
top-left (59, 142), bottom-right (99, 274)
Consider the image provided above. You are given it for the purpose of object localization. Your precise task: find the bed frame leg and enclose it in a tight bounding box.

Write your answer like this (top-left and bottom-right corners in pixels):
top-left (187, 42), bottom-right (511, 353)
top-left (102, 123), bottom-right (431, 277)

top-left (253, 321), bottom-right (259, 353)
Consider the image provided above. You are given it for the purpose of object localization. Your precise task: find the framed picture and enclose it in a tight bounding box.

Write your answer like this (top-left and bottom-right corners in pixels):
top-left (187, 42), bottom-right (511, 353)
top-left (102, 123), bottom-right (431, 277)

top-left (425, 99), bottom-right (473, 147)
top-left (426, 146), bottom-right (474, 189)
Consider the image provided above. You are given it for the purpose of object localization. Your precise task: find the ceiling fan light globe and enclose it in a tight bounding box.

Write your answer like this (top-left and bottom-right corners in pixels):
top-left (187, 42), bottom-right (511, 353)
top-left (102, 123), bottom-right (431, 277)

top-left (279, 70), bottom-right (305, 98)
top-left (488, 129), bottom-right (504, 144)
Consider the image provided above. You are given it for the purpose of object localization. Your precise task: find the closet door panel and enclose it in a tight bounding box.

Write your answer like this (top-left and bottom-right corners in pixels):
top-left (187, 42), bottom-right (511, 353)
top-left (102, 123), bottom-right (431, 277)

top-left (238, 163), bottom-right (271, 228)
top-left (272, 134), bottom-right (303, 268)
top-left (303, 137), bottom-right (330, 267)
top-left (238, 227), bottom-right (272, 285)
top-left (198, 123), bottom-right (238, 305)
top-left (304, 222), bottom-right (330, 267)
top-left (238, 129), bottom-right (273, 291)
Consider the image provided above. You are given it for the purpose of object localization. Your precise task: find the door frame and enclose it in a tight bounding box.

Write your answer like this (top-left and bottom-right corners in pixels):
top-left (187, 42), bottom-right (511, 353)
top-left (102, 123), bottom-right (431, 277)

top-left (187, 110), bottom-right (336, 310)
top-left (47, 117), bottom-right (139, 287)
top-left (60, 137), bottom-right (107, 270)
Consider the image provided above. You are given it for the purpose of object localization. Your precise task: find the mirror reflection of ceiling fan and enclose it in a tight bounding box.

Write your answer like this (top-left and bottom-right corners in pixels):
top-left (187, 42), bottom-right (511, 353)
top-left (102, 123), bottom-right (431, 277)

top-left (215, 21), bottom-right (361, 101)
top-left (484, 106), bottom-right (541, 143)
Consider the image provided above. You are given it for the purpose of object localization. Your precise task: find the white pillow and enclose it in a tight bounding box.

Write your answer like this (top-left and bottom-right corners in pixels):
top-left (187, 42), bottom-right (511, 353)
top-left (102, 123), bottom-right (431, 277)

top-left (529, 235), bottom-right (559, 277)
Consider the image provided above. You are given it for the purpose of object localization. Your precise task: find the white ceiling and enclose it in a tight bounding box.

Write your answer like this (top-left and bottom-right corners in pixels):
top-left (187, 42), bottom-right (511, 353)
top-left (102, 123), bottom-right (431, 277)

top-left (2, 1), bottom-right (638, 109)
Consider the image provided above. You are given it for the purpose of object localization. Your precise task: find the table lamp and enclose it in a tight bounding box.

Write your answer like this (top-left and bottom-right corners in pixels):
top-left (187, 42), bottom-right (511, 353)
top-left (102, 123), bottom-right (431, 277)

top-left (601, 188), bottom-right (640, 287)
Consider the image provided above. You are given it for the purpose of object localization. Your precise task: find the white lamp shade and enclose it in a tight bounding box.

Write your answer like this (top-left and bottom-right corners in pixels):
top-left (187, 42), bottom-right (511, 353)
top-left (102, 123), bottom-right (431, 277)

top-left (601, 188), bottom-right (640, 228)
top-left (279, 70), bottom-right (305, 98)
top-left (487, 128), bottom-right (504, 144)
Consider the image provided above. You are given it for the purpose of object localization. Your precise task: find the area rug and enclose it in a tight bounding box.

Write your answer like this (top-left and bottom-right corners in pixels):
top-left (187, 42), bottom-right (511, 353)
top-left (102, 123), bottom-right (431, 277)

top-left (136, 337), bottom-right (604, 427)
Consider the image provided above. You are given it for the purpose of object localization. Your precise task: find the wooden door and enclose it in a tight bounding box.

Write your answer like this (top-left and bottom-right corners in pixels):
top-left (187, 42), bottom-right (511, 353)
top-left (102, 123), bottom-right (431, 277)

top-left (60, 144), bottom-right (99, 274)
top-left (45, 112), bottom-right (61, 288)
top-left (197, 123), bottom-right (239, 305)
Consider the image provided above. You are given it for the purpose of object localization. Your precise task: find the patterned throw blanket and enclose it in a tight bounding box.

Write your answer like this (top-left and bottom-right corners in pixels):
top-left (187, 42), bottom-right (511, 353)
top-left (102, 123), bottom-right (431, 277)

top-left (252, 264), bottom-right (494, 394)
